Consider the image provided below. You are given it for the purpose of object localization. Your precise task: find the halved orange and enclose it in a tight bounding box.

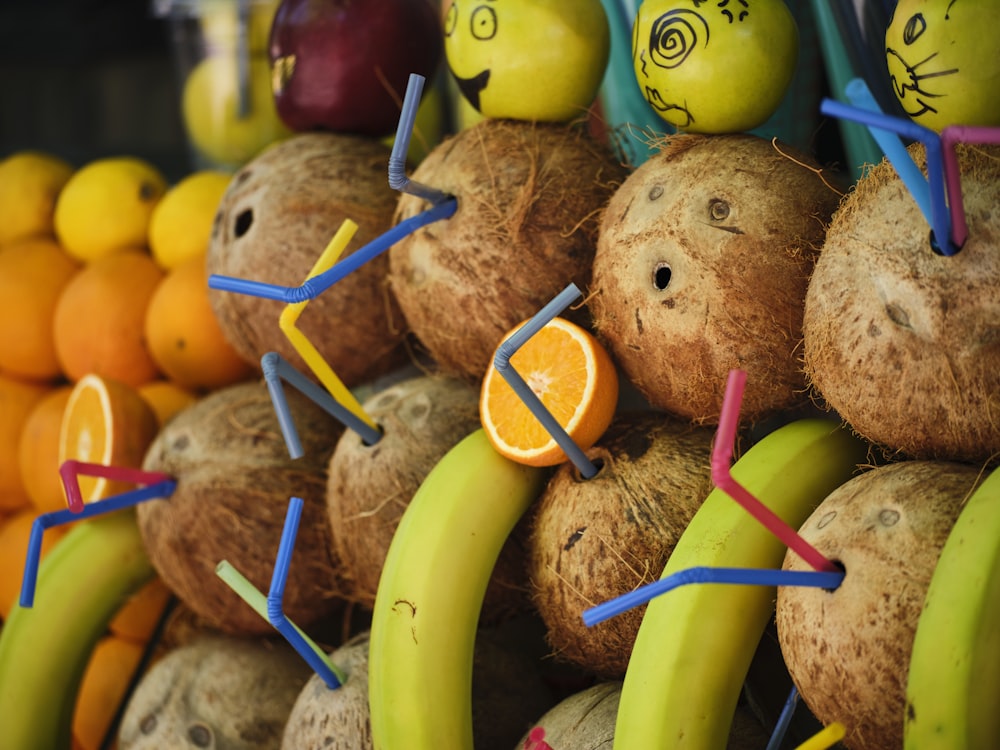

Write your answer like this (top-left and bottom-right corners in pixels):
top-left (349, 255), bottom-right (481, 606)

top-left (480, 316), bottom-right (619, 467)
top-left (58, 373), bottom-right (160, 504)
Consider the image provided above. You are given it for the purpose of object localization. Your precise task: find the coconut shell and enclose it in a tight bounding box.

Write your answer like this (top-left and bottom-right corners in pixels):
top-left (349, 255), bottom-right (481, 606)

top-left (527, 411), bottom-right (716, 678)
top-left (206, 132), bottom-right (409, 388)
top-left (139, 381), bottom-right (346, 635)
top-left (776, 460), bottom-right (980, 750)
top-left (803, 143), bottom-right (1000, 463)
top-left (590, 133), bottom-right (845, 423)
top-left (389, 118), bottom-right (629, 382)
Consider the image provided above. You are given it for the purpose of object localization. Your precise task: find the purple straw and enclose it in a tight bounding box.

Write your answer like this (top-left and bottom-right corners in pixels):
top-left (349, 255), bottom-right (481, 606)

top-left (939, 124), bottom-right (1000, 250)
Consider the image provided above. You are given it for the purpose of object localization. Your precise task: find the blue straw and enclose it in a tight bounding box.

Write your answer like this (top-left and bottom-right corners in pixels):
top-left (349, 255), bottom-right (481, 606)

top-left (581, 567), bottom-right (844, 627)
top-left (207, 198), bottom-right (457, 302)
top-left (493, 283), bottom-right (600, 479)
top-left (19, 480), bottom-right (177, 607)
top-left (819, 97), bottom-right (955, 255)
top-left (765, 685), bottom-right (801, 750)
top-left (260, 352), bottom-right (381, 457)
top-left (388, 74), bottom-right (453, 205)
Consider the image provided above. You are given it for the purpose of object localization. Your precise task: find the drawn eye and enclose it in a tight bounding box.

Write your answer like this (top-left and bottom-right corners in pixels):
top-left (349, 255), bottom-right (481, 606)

top-left (903, 13), bottom-right (926, 45)
top-left (444, 3), bottom-right (457, 36)
top-left (653, 262), bottom-right (672, 291)
top-left (470, 6), bottom-right (497, 40)
top-left (709, 198), bottom-right (730, 221)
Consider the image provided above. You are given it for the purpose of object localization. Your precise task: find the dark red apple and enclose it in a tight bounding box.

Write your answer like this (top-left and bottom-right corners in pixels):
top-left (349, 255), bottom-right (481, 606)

top-left (269, 0), bottom-right (443, 137)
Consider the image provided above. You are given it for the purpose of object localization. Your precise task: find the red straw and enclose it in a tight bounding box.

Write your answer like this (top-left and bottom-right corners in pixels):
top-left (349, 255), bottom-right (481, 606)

top-left (524, 727), bottom-right (553, 750)
top-left (60, 459), bottom-right (173, 514)
top-left (712, 370), bottom-right (840, 573)
top-left (940, 125), bottom-right (1000, 250)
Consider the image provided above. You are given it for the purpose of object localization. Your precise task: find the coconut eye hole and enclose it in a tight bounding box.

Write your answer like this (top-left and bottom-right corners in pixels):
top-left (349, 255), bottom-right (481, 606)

top-left (653, 262), bottom-right (672, 291)
top-left (648, 184), bottom-right (664, 201)
top-left (188, 723), bottom-right (213, 747)
top-left (234, 208), bottom-right (253, 238)
top-left (139, 714), bottom-right (157, 735)
top-left (708, 198), bottom-right (730, 221)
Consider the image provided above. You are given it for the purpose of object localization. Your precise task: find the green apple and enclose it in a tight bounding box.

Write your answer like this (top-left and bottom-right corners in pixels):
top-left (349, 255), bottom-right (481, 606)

top-left (886, 0), bottom-right (1000, 132)
top-left (443, 0), bottom-right (610, 123)
top-left (632, 0), bottom-right (798, 134)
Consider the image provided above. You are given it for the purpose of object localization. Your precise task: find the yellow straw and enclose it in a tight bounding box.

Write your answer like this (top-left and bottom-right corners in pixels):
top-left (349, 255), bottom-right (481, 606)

top-left (794, 722), bottom-right (846, 750)
top-left (278, 219), bottom-right (377, 430)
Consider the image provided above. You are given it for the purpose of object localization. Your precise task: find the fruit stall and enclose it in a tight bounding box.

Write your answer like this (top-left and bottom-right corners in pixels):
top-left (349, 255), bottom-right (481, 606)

top-left (0, 0), bottom-right (997, 748)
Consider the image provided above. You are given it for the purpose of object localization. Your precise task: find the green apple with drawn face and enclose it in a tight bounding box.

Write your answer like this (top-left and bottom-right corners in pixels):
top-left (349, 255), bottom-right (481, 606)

top-left (886, 0), bottom-right (1000, 132)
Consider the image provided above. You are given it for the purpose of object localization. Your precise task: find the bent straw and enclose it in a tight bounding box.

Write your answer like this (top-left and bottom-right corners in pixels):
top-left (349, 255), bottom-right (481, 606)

top-left (525, 727), bottom-right (554, 750)
top-left (715, 369), bottom-right (841, 573)
top-left (581, 566), bottom-right (843, 626)
top-left (60, 459), bottom-right (172, 514)
top-left (794, 722), bottom-right (846, 750)
top-left (388, 74), bottom-right (453, 204)
top-left (940, 124), bottom-right (1000, 249)
top-left (492, 283), bottom-right (600, 479)
top-left (19, 479), bottom-right (176, 607)
top-left (765, 685), bottom-right (801, 750)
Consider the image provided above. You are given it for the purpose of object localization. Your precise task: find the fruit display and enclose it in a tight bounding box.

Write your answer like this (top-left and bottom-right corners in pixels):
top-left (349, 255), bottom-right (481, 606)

top-left (1, 1), bottom-right (999, 749)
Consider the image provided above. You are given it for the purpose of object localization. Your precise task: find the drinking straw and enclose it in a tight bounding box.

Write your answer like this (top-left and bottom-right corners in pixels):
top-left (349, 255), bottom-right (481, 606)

top-left (714, 370), bottom-right (841, 573)
top-left (59, 459), bottom-right (172, 514)
top-left (235, 0), bottom-right (251, 118)
top-left (819, 97), bottom-right (955, 255)
top-left (261, 352), bottom-right (381, 459)
top-left (765, 685), bottom-right (801, 750)
top-left (794, 721), bottom-right (846, 750)
top-left (525, 727), bottom-right (554, 750)
top-left (19, 478), bottom-right (177, 607)
top-left (940, 124), bottom-right (1000, 249)
top-left (388, 74), bottom-right (453, 205)
top-left (581, 566), bottom-right (843, 627)
top-left (492, 282), bottom-right (600, 479)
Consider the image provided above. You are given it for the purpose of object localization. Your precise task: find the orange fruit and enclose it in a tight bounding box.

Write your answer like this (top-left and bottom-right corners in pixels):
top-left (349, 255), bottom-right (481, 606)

top-left (17, 384), bottom-right (74, 513)
top-left (0, 508), bottom-right (68, 618)
top-left (480, 316), bottom-right (619, 467)
top-left (137, 379), bottom-right (199, 428)
top-left (0, 374), bottom-right (51, 513)
top-left (108, 575), bottom-right (173, 643)
top-left (53, 249), bottom-right (165, 387)
top-left (72, 634), bottom-right (145, 750)
top-left (58, 374), bottom-right (160, 505)
top-left (0, 238), bottom-right (81, 381)
top-left (0, 150), bottom-right (75, 247)
top-left (143, 255), bottom-right (255, 391)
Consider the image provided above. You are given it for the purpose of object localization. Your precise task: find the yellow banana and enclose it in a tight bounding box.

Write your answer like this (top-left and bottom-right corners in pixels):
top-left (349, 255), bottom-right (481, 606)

top-left (0, 508), bottom-right (156, 749)
top-left (612, 418), bottom-right (868, 749)
top-left (904, 464), bottom-right (1000, 750)
top-left (367, 428), bottom-right (548, 750)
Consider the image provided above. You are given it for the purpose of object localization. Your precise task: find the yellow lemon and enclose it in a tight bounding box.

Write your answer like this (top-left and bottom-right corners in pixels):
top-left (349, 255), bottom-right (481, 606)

top-left (54, 157), bottom-right (168, 263)
top-left (149, 170), bottom-right (231, 270)
top-left (0, 151), bottom-right (74, 247)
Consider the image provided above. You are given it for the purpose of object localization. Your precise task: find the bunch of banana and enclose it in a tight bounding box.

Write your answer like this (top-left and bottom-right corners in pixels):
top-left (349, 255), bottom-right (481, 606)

top-left (367, 428), bottom-right (548, 750)
top-left (0, 508), bottom-right (156, 749)
top-left (613, 418), bottom-right (868, 749)
top-left (905, 463), bottom-right (1000, 749)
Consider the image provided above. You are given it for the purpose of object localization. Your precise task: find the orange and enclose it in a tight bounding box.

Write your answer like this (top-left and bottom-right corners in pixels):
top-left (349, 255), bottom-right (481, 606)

top-left (0, 150), bottom-right (75, 247)
top-left (480, 316), bottom-right (619, 467)
top-left (137, 379), bottom-right (199, 429)
top-left (0, 508), bottom-right (68, 618)
top-left (17, 384), bottom-right (74, 513)
top-left (109, 575), bottom-right (172, 643)
top-left (72, 634), bottom-right (145, 750)
top-left (0, 374), bottom-right (50, 512)
top-left (58, 374), bottom-right (160, 505)
top-left (143, 255), bottom-right (255, 391)
top-left (53, 249), bottom-right (165, 387)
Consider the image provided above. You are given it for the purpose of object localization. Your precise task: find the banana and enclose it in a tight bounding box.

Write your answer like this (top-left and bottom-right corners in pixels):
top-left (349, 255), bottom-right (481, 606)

top-left (0, 508), bottom-right (156, 749)
top-left (612, 418), bottom-right (868, 749)
top-left (904, 464), bottom-right (1000, 750)
top-left (367, 428), bottom-right (548, 750)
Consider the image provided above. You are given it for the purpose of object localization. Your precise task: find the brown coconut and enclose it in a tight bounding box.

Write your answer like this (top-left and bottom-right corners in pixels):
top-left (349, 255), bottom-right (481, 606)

top-left (139, 380), bottom-right (346, 635)
top-left (527, 411), bottom-right (717, 679)
top-left (590, 133), bottom-right (845, 423)
top-left (776, 460), bottom-right (980, 750)
top-left (119, 633), bottom-right (313, 749)
top-left (206, 132), bottom-right (409, 387)
top-left (389, 118), bottom-right (629, 382)
top-left (803, 143), bottom-right (1000, 463)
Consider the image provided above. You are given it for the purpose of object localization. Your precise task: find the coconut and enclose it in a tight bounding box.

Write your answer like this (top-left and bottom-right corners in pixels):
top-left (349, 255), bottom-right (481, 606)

top-left (206, 132), bottom-right (409, 388)
top-left (527, 411), bottom-right (717, 678)
top-left (139, 380), bottom-right (346, 635)
top-left (590, 133), bottom-right (845, 423)
top-left (118, 633), bottom-right (313, 749)
top-left (775, 460), bottom-right (980, 750)
top-left (803, 143), bottom-right (1000, 463)
top-left (389, 118), bottom-right (629, 382)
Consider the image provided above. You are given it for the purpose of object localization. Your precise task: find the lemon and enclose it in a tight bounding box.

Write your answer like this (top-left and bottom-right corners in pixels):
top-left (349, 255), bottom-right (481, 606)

top-left (0, 151), bottom-right (74, 247)
top-left (54, 157), bottom-right (168, 263)
top-left (149, 170), bottom-right (231, 269)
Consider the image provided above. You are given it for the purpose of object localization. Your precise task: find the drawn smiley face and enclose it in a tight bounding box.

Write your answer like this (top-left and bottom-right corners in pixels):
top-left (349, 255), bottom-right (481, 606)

top-left (442, 0), bottom-right (610, 123)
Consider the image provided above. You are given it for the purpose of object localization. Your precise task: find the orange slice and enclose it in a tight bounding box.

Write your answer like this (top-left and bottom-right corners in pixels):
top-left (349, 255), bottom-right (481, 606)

top-left (480, 316), bottom-right (619, 467)
top-left (58, 373), bottom-right (160, 504)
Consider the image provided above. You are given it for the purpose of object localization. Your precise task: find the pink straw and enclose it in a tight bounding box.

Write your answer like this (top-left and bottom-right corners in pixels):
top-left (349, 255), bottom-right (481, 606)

top-left (60, 459), bottom-right (173, 514)
top-left (712, 370), bottom-right (840, 573)
top-left (940, 125), bottom-right (1000, 250)
top-left (524, 728), bottom-right (553, 750)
